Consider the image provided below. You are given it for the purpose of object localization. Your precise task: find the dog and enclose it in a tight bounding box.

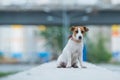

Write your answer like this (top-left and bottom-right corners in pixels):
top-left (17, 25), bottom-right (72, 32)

top-left (57, 26), bottom-right (89, 68)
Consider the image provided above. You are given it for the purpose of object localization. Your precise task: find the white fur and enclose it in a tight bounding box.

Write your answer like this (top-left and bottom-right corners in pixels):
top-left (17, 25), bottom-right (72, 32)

top-left (57, 28), bottom-right (86, 68)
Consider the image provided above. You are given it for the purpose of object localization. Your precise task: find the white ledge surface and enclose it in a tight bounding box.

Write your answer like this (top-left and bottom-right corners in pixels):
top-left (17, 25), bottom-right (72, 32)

top-left (2, 61), bottom-right (120, 80)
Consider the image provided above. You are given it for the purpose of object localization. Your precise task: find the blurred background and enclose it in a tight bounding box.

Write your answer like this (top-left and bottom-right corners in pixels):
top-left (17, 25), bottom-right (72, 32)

top-left (0, 0), bottom-right (120, 78)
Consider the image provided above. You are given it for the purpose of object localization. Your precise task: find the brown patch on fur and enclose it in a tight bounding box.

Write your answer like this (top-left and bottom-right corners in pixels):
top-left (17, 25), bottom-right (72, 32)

top-left (73, 27), bottom-right (78, 37)
top-left (79, 27), bottom-right (85, 34)
top-left (83, 26), bottom-right (89, 32)
top-left (70, 26), bottom-right (75, 31)
top-left (70, 26), bottom-right (78, 38)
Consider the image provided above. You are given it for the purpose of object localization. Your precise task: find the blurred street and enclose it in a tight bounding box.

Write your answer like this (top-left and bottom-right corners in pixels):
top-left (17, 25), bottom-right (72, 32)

top-left (98, 64), bottom-right (120, 74)
top-left (0, 64), bottom-right (38, 73)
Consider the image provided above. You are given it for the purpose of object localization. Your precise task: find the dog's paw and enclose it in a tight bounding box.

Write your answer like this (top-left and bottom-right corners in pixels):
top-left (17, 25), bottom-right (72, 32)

top-left (73, 65), bottom-right (79, 68)
top-left (57, 65), bottom-right (66, 68)
top-left (72, 64), bottom-right (79, 68)
top-left (66, 65), bottom-right (71, 68)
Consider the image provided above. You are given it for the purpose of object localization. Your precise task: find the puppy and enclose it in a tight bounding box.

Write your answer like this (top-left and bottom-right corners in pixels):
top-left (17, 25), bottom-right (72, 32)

top-left (57, 26), bottom-right (89, 68)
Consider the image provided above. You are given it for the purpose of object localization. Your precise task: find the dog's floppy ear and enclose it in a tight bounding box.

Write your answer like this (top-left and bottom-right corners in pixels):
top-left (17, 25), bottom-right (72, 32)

top-left (83, 26), bottom-right (89, 32)
top-left (70, 26), bottom-right (75, 31)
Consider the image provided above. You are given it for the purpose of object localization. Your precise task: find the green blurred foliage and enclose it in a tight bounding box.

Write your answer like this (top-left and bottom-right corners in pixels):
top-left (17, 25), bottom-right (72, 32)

top-left (0, 72), bottom-right (17, 77)
top-left (87, 33), bottom-right (112, 63)
top-left (40, 26), bottom-right (64, 59)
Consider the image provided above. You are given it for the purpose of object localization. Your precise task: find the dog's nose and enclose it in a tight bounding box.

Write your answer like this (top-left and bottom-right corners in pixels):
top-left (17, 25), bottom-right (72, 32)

top-left (79, 36), bottom-right (82, 39)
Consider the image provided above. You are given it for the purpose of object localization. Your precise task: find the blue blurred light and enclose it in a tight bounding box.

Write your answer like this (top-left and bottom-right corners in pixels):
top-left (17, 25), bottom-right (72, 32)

top-left (38, 52), bottom-right (50, 62)
top-left (11, 53), bottom-right (22, 58)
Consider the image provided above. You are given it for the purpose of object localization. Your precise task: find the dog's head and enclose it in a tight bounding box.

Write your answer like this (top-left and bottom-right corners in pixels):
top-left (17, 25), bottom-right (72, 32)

top-left (70, 26), bottom-right (89, 41)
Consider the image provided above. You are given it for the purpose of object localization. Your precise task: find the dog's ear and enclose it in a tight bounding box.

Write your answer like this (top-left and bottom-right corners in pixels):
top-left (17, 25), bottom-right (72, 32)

top-left (70, 26), bottom-right (75, 31)
top-left (83, 26), bottom-right (89, 32)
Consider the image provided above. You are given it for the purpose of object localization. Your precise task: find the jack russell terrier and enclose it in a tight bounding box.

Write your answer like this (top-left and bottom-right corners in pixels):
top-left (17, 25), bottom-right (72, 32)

top-left (57, 26), bottom-right (89, 68)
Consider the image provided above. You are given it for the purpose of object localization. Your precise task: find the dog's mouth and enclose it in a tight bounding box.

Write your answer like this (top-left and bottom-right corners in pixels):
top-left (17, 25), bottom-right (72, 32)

top-left (77, 38), bottom-right (82, 42)
top-left (72, 37), bottom-right (81, 43)
top-left (68, 35), bottom-right (82, 43)
top-left (74, 39), bottom-right (81, 43)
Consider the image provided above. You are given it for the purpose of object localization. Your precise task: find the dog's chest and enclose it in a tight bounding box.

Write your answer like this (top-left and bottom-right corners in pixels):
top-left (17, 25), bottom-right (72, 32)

top-left (68, 41), bottom-right (83, 52)
top-left (71, 47), bottom-right (81, 57)
top-left (71, 50), bottom-right (80, 57)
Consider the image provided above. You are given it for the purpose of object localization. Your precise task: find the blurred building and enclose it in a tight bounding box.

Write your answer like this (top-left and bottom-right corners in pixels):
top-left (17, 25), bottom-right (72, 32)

top-left (0, 0), bottom-right (120, 10)
top-left (0, 25), bottom-right (50, 63)
top-left (0, 0), bottom-right (120, 63)
top-left (111, 25), bottom-right (120, 61)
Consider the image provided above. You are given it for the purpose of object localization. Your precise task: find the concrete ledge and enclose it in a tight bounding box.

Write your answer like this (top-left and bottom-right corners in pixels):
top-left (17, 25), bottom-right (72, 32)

top-left (2, 61), bottom-right (120, 80)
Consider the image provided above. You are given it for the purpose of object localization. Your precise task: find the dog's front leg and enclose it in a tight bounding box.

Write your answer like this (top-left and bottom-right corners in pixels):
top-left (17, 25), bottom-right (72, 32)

top-left (78, 51), bottom-right (87, 68)
top-left (66, 51), bottom-right (71, 68)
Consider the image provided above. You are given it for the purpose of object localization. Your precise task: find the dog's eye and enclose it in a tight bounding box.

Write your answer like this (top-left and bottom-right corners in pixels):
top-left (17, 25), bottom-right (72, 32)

top-left (81, 31), bottom-right (84, 33)
top-left (75, 31), bottom-right (78, 33)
